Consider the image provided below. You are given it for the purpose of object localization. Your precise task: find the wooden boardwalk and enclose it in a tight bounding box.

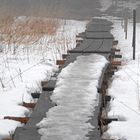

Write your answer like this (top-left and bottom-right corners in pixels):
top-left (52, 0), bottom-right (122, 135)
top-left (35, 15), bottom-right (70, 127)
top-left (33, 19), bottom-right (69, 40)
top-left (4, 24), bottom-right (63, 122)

top-left (14, 18), bottom-right (113, 140)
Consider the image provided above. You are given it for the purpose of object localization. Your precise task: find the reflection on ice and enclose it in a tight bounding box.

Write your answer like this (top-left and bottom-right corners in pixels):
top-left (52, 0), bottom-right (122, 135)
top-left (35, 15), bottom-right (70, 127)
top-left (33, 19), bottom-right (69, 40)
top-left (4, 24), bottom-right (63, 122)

top-left (37, 54), bottom-right (108, 140)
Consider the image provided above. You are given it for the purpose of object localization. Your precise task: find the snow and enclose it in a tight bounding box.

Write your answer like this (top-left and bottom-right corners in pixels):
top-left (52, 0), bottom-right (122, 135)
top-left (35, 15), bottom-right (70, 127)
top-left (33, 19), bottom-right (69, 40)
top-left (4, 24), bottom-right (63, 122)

top-left (99, 0), bottom-right (140, 12)
top-left (37, 54), bottom-right (108, 140)
top-left (102, 18), bottom-right (140, 140)
top-left (0, 18), bottom-right (86, 139)
top-left (99, 0), bottom-right (112, 12)
top-left (0, 120), bottom-right (22, 140)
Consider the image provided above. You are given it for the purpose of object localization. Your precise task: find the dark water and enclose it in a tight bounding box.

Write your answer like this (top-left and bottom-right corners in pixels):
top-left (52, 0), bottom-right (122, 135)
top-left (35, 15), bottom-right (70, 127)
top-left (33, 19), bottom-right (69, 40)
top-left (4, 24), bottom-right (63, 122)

top-left (0, 0), bottom-right (140, 20)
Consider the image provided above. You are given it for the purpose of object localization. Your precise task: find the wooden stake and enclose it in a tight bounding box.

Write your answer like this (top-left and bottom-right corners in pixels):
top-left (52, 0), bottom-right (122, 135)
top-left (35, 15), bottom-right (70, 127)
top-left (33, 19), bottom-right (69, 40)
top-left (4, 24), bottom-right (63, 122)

top-left (133, 9), bottom-right (136, 60)
top-left (111, 61), bottom-right (121, 66)
top-left (4, 116), bottom-right (29, 124)
top-left (56, 60), bottom-right (65, 66)
top-left (124, 17), bottom-right (128, 39)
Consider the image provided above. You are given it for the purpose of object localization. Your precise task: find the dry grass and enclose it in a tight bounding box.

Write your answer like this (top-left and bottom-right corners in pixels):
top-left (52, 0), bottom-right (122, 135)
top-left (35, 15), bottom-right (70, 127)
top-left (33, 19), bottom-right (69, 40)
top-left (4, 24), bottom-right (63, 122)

top-left (0, 16), bottom-right (59, 47)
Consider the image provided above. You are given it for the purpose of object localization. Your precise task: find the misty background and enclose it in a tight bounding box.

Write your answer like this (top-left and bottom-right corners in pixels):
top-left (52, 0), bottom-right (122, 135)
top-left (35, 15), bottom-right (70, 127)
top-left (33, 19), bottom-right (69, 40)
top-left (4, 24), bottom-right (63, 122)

top-left (0, 0), bottom-right (140, 20)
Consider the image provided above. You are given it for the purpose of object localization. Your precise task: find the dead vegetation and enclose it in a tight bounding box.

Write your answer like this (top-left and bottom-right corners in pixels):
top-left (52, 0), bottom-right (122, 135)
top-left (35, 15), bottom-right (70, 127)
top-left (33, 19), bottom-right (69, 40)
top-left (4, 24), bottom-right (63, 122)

top-left (0, 16), bottom-right (59, 53)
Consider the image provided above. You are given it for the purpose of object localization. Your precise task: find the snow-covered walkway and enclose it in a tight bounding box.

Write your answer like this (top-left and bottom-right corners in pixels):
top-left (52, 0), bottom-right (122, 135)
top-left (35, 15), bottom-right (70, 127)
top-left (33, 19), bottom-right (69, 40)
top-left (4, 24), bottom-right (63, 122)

top-left (37, 54), bottom-right (108, 140)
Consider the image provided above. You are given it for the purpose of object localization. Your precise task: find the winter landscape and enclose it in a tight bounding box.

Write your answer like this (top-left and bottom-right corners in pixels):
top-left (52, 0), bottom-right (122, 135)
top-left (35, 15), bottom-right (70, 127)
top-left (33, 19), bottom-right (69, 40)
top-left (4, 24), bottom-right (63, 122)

top-left (0, 0), bottom-right (140, 140)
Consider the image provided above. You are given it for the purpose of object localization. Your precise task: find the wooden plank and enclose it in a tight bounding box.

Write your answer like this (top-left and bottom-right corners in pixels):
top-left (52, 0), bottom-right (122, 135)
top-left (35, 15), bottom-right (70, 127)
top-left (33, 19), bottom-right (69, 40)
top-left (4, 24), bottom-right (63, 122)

top-left (86, 32), bottom-right (113, 39)
top-left (31, 93), bottom-right (40, 99)
top-left (4, 117), bottom-right (29, 124)
top-left (111, 61), bottom-right (121, 66)
top-left (89, 19), bottom-right (113, 25)
top-left (42, 80), bottom-right (56, 91)
top-left (86, 25), bottom-right (112, 32)
top-left (68, 50), bottom-right (112, 53)
top-left (56, 60), bottom-right (65, 66)
top-left (22, 102), bottom-right (36, 108)
top-left (25, 91), bottom-right (55, 128)
top-left (98, 64), bottom-right (109, 93)
top-left (72, 39), bottom-right (113, 53)
top-left (14, 127), bottom-right (40, 140)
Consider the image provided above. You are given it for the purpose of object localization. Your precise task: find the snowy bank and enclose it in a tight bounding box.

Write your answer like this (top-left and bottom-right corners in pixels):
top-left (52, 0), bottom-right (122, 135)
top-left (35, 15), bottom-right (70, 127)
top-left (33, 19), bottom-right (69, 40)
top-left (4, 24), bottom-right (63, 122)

top-left (0, 18), bottom-right (86, 139)
top-left (103, 19), bottom-right (140, 140)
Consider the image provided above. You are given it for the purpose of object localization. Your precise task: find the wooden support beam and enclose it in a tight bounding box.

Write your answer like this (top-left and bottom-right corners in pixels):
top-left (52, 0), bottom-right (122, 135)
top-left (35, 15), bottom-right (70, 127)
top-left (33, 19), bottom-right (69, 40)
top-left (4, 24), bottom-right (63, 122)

top-left (4, 116), bottom-right (29, 124)
top-left (105, 95), bottom-right (111, 102)
top-left (62, 54), bottom-right (68, 59)
top-left (31, 93), bottom-right (40, 99)
top-left (111, 48), bottom-right (120, 52)
top-left (103, 95), bottom-right (112, 107)
top-left (56, 60), bottom-right (65, 66)
top-left (76, 39), bottom-right (83, 43)
top-left (103, 80), bottom-right (108, 86)
top-left (102, 81), bottom-right (108, 89)
top-left (42, 87), bottom-right (54, 91)
top-left (41, 81), bottom-right (48, 88)
top-left (104, 70), bottom-right (114, 78)
top-left (114, 54), bottom-right (122, 58)
top-left (22, 102), bottom-right (36, 108)
top-left (68, 50), bottom-right (112, 54)
top-left (102, 118), bottom-right (118, 125)
top-left (76, 32), bottom-right (85, 38)
top-left (102, 139), bottom-right (114, 140)
top-left (111, 61), bottom-right (121, 66)
top-left (110, 65), bottom-right (118, 70)
top-left (108, 71), bottom-right (115, 75)
top-left (113, 40), bottom-right (118, 45)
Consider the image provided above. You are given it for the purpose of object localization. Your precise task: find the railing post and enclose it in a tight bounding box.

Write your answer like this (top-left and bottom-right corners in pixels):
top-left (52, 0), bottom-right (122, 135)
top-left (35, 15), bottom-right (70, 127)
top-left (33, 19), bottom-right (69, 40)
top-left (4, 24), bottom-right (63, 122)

top-left (132, 9), bottom-right (136, 60)
top-left (124, 17), bottom-right (128, 39)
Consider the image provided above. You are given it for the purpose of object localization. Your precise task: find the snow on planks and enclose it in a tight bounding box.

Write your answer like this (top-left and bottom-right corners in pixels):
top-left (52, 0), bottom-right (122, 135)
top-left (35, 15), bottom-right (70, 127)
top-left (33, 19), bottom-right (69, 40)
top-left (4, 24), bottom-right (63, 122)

top-left (14, 18), bottom-right (113, 140)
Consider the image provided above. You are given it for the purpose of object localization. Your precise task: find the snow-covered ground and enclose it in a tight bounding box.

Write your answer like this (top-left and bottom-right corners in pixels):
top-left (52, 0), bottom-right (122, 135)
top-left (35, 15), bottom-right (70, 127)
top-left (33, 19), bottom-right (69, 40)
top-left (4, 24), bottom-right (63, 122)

top-left (102, 18), bottom-right (140, 140)
top-left (2, 14), bottom-right (140, 140)
top-left (0, 18), bottom-right (86, 139)
top-left (99, 0), bottom-right (112, 12)
top-left (37, 54), bottom-right (108, 140)
top-left (99, 0), bottom-right (140, 12)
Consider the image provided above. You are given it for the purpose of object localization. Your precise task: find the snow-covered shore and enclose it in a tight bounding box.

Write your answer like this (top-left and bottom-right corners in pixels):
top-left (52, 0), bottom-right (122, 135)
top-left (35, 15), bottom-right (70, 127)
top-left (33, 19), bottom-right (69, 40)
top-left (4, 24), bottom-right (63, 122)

top-left (103, 18), bottom-right (140, 140)
top-left (0, 18), bottom-right (86, 139)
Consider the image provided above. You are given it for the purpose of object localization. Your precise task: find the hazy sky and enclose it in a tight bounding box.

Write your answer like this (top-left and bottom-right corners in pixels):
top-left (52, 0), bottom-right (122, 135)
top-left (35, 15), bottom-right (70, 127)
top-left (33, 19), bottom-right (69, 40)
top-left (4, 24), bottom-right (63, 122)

top-left (0, 0), bottom-right (101, 19)
top-left (0, 0), bottom-right (140, 20)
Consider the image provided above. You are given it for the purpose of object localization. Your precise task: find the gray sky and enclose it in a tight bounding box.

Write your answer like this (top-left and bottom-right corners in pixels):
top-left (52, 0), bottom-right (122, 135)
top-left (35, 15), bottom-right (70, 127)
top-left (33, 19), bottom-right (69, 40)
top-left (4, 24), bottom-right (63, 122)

top-left (0, 0), bottom-right (140, 20)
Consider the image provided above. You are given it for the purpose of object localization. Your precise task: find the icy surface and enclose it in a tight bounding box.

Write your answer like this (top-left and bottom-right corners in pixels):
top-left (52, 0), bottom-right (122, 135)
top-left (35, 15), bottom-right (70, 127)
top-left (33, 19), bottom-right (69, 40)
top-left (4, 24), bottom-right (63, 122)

top-left (102, 18), bottom-right (140, 140)
top-left (37, 54), bottom-right (108, 140)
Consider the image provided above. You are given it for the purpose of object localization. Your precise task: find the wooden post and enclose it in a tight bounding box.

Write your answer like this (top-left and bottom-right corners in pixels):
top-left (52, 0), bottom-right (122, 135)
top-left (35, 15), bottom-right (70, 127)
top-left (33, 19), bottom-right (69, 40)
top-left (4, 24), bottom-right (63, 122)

top-left (22, 102), bottom-right (36, 108)
top-left (4, 116), bottom-right (29, 124)
top-left (124, 17), bottom-right (128, 39)
top-left (133, 9), bottom-right (136, 60)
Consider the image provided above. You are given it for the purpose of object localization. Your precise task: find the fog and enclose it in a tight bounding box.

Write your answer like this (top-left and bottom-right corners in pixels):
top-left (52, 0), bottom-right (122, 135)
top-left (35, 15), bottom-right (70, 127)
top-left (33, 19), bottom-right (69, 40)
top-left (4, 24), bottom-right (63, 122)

top-left (0, 0), bottom-right (140, 20)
